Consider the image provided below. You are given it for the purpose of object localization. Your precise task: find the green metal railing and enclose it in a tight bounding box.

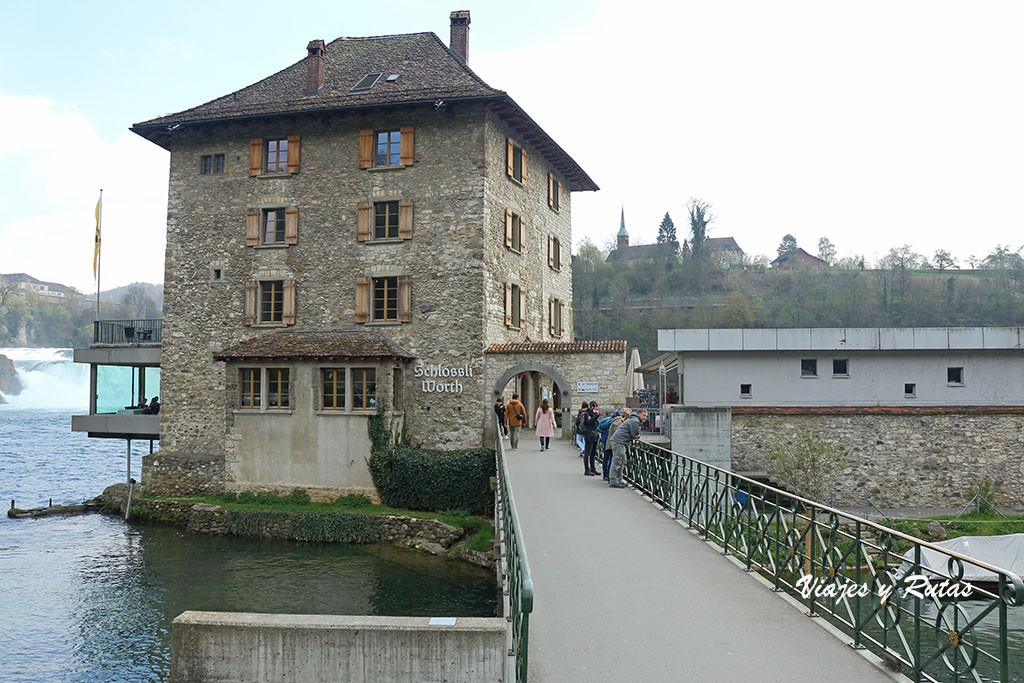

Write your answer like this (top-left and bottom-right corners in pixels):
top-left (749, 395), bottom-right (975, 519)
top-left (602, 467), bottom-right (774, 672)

top-left (625, 441), bottom-right (1024, 683)
top-left (493, 418), bottom-right (534, 682)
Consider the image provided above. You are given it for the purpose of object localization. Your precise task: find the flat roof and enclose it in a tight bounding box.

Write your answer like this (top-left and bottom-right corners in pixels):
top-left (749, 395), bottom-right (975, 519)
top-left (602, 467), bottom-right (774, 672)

top-left (658, 327), bottom-right (1024, 352)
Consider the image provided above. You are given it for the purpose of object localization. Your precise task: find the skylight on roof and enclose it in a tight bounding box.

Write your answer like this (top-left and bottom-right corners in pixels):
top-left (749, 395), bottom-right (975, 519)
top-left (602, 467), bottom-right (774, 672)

top-left (386, 74), bottom-right (399, 82)
top-left (350, 73), bottom-right (383, 93)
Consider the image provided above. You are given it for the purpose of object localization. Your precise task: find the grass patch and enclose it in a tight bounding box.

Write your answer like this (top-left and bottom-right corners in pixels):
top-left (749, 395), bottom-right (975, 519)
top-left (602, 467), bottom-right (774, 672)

top-left (885, 513), bottom-right (1024, 541)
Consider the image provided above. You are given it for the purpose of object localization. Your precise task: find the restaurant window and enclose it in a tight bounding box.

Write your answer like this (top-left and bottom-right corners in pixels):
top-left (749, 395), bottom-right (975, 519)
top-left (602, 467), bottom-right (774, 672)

top-left (548, 235), bottom-right (561, 270)
top-left (352, 368), bottom-right (377, 411)
top-left (548, 173), bottom-right (560, 211)
top-left (321, 369), bottom-right (346, 410)
top-left (239, 368), bottom-right (261, 408)
top-left (506, 283), bottom-right (524, 329)
top-left (266, 368), bottom-right (290, 409)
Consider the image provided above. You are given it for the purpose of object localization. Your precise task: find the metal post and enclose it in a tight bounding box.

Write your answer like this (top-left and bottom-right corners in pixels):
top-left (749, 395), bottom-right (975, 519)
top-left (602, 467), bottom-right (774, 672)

top-left (126, 439), bottom-right (131, 483)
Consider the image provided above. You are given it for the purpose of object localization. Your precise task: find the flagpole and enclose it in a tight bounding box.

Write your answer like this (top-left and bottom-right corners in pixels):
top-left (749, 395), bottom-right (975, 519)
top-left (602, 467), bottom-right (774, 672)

top-left (95, 190), bottom-right (102, 321)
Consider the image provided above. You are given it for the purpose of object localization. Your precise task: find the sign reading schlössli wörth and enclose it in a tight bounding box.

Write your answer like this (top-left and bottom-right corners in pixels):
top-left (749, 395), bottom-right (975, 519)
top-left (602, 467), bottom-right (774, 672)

top-left (414, 363), bottom-right (473, 393)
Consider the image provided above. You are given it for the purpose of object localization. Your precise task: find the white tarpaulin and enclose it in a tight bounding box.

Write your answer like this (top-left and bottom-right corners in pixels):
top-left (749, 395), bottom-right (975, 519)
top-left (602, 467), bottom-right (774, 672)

top-left (626, 348), bottom-right (645, 396)
top-left (898, 533), bottom-right (1024, 583)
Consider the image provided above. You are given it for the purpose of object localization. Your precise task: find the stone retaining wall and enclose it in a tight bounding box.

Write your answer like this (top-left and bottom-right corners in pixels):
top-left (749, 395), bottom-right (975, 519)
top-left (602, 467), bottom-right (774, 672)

top-left (142, 451), bottom-right (224, 497)
top-left (731, 412), bottom-right (1024, 508)
top-left (99, 485), bottom-right (466, 547)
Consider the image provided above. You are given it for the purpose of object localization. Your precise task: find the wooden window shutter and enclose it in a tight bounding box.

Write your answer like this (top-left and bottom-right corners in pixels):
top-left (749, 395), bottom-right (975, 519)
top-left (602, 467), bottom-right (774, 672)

top-left (504, 283), bottom-right (512, 326)
top-left (284, 206), bottom-right (299, 244)
top-left (245, 209), bottom-right (259, 246)
top-left (398, 199), bottom-right (413, 240)
top-left (504, 210), bottom-right (513, 248)
top-left (358, 129), bottom-right (373, 168)
top-left (398, 275), bottom-right (412, 322)
top-left (520, 148), bottom-right (527, 182)
top-left (399, 126), bottom-right (414, 166)
top-left (559, 302), bottom-right (565, 336)
top-left (356, 201), bottom-right (371, 242)
top-left (282, 279), bottom-right (296, 325)
top-left (506, 138), bottom-right (514, 177)
top-left (547, 173), bottom-right (554, 207)
top-left (547, 235), bottom-right (554, 268)
top-left (548, 299), bottom-right (554, 336)
top-left (355, 277), bottom-right (370, 323)
top-left (519, 288), bottom-right (526, 330)
top-left (286, 135), bottom-right (300, 173)
top-left (519, 216), bottom-right (526, 253)
top-left (243, 281), bottom-right (257, 325)
top-left (249, 139), bottom-right (263, 176)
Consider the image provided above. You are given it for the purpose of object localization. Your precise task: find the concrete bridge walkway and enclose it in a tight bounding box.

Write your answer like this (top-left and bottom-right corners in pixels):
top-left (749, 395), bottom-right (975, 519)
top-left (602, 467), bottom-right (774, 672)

top-left (505, 432), bottom-right (900, 683)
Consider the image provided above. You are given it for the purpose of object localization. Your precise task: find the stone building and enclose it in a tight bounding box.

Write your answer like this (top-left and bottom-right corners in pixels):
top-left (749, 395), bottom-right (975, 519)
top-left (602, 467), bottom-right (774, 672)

top-left (130, 12), bottom-right (625, 497)
top-left (658, 327), bottom-right (1024, 507)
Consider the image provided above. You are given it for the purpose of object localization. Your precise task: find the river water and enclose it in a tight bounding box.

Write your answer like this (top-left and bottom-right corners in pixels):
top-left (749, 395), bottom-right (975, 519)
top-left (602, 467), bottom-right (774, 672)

top-left (0, 349), bottom-right (499, 682)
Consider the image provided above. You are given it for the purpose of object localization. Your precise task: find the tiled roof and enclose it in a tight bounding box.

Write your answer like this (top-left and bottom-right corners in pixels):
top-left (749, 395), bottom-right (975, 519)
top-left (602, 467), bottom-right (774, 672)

top-left (130, 32), bottom-right (597, 192)
top-left (486, 340), bottom-right (627, 354)
top-left (705, 237), bottom-right (742, 253)
top-left (214, 327), bottom-right (415, 362)
top-left (605, 244), bottom-right (675, 262)
top-left (732, 405), bottom-right (1024, 416)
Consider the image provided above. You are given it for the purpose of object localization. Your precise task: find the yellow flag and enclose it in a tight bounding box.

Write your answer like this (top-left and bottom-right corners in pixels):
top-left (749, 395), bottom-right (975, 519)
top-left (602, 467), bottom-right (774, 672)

top-left (93, 195), bottom-right (102, 278)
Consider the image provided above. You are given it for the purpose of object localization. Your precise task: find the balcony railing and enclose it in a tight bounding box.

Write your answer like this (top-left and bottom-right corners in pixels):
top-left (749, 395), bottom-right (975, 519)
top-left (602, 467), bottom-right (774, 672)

top-left (93, 319), bottom-right (162, 345)
top-left (624, 441), bottom-right (1024, 683)
top-left (493, 415), bottom-right (534, 682)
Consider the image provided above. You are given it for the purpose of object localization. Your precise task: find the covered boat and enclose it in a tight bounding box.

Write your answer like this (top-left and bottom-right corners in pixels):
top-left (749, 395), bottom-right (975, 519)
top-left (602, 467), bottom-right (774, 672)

top-left (895, 533), bottom-right (1024, 590)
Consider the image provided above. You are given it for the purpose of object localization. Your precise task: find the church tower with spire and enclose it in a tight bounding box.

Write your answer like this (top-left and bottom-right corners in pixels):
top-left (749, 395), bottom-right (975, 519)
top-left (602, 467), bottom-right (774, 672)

top-left (616, 206), bottom-right (629, 249)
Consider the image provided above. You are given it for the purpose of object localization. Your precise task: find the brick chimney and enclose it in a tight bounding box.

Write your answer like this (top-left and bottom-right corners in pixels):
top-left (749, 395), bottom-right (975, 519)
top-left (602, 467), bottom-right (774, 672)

top-left (449, 10), bottom-right (470, 62)
top-left (305, 40), bottom-right (325, 95)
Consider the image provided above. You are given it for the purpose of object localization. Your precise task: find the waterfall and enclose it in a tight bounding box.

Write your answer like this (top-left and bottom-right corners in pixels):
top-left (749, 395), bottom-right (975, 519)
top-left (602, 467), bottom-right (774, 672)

top-left (0, 348), bottom-right (87, 410)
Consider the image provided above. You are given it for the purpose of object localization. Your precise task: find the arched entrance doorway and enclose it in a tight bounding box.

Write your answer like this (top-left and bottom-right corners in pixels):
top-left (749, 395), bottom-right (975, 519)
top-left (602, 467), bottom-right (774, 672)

top-left (491, 362), bottom-right (573, 441)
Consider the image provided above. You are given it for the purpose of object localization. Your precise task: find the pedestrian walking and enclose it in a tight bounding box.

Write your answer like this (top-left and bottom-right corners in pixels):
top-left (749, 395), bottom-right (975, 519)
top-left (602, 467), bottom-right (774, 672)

top-left (534, 399), bottom-right (557, 450)
top-left (506, 393), bottom-right (527, 450)
top-left (494, 397), bottom-right (508, 438)
top-left (574, 401), bottom-right (589, 456)
top-left (608, 408), bottom-right (647, 488)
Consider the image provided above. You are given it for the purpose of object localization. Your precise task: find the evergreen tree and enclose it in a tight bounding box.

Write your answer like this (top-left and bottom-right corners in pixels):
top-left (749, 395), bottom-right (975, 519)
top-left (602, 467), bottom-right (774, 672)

top-left (657, 212), bottom-right (678, 248)
top-left (777, 234), bottom-right (799, 259)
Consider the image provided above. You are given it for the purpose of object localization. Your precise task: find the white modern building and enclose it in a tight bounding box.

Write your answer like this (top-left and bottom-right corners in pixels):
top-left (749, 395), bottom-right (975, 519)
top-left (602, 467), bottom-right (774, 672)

top-left (659, 327), bottom-right (1024, 408)
top-left (655, 327), bottom-right (1024, 508)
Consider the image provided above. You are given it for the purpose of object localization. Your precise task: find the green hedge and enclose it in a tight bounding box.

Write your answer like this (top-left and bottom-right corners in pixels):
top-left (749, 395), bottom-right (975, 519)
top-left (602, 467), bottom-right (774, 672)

top-left (367, 412), bottom-right (495, 514)
top-left (225, 509), bottom-right (381, 543)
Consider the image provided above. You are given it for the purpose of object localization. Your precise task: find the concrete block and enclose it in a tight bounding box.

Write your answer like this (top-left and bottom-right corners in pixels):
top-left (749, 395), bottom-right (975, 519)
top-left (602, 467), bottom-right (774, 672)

top-left (171, 612), bottom-right (507, 683)
top-left (741, 329), bottom-right (777, 350)
top-left (776, 329), bottom-right (811, 350)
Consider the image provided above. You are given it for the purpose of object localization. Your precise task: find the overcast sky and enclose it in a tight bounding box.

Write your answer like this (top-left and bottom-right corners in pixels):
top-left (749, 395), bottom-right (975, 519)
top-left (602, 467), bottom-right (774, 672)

top-left (2, 0), bottom-right (1023, 292)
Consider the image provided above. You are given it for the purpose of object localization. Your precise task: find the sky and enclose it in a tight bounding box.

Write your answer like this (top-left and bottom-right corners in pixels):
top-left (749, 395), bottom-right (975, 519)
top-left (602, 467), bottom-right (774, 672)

top-left (2, 0), bottom-right (1024, 292)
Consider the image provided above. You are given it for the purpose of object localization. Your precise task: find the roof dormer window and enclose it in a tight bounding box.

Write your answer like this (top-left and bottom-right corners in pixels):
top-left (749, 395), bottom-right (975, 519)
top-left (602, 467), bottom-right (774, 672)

top-left (350, 73), bottom-right (383, 93)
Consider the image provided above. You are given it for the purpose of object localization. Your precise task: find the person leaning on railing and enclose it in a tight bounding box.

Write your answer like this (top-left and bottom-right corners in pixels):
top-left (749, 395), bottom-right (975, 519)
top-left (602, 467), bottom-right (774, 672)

top-left (607, 408), bottom-right (647, 489)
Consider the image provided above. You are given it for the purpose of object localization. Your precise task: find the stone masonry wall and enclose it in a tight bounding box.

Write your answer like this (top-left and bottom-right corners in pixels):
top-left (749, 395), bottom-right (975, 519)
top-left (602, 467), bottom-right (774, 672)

top-left (483, 349), bottom-right (626, 436)
top-left (142, 451), bottom-right (224, 497)
top-left (732, 412), bottom-right (1024, 508)
top-left (159, 102), bottom-right (493, 471)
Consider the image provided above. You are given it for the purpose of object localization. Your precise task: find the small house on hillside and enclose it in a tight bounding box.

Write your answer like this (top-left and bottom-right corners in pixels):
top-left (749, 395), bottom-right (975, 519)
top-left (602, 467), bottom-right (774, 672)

top-left (705, 237), bottom-right (744, 268)
top-left (770, 248), bottom-right (828, 270)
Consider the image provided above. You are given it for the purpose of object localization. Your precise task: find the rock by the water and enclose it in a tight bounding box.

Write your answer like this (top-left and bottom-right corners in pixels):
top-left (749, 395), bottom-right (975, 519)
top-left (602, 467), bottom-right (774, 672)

top-left (0, 354), bottom-right (22, 398)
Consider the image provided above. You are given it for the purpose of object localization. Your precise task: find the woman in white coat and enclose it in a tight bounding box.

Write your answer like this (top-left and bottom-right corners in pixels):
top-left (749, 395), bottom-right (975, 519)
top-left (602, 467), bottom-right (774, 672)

top-left (535, 398), bottom-right (557, 451)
